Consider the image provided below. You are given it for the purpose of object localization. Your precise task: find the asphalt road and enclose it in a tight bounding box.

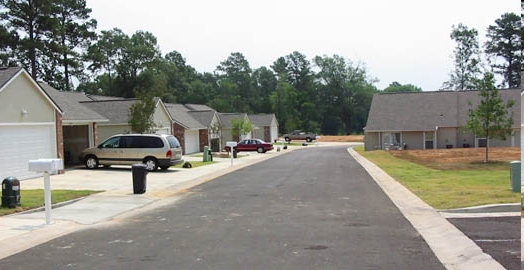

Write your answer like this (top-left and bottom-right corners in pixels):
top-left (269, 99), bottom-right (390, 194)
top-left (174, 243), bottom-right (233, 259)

top-left (448, 216), bottom-right (521, 270)
top-left (0, 146), bottom-right (444, 269)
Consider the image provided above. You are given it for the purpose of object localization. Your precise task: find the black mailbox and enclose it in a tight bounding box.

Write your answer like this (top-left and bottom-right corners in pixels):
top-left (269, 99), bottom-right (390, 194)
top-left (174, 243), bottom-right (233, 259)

top-left (2, 177), bottom-right (21, 208)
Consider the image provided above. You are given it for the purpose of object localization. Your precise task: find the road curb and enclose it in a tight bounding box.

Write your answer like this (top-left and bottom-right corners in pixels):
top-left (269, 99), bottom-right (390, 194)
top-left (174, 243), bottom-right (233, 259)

top-left (347, 147), bottom-right (506, 270)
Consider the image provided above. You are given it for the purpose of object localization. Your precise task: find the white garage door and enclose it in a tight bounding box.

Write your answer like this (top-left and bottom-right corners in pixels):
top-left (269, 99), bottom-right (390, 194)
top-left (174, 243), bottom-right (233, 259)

top-left (0, 125), bottom-right (56, 180)
top-left (184, 129), bottom-right (200, 154)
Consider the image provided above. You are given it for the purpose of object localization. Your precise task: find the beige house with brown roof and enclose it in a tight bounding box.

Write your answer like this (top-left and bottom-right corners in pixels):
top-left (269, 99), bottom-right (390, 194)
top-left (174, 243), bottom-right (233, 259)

top-left (248, 114), bottom-right (279, 143)
top-left (81, 98), bottom-right (173, 142)
top-left (364, 89), bottom-right (521, 151)
top-left (218, 113), bottom-right (252, 148)
top-left (165, 104), bottom-right (222, 154)
top-left (39, 82), bottom-right (109, 165)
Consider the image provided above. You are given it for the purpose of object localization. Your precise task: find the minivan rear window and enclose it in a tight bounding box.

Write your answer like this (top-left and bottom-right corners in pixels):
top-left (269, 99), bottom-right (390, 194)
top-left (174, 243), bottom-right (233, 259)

top-left (166, 136), bottom-right (181, 148)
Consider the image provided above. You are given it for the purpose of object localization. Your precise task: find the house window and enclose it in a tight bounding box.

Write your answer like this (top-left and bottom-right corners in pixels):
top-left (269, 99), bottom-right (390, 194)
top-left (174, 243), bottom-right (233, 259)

top-left (424, 132), bottom-right (434, 149)
top-left (477, 138), bottom-right (487, 148)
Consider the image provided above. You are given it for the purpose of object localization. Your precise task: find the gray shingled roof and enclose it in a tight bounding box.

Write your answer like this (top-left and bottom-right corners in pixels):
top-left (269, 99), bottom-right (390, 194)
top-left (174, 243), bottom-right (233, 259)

top-left (248, 114), bottom-right (276, 128)
top-left (365, 89), bottom-right (521, 132)
top-left (218, 113), bottom-right (248, 128)
top-left (0, 67), bottom-right (23, 90)
top-left (86, 94), bottom-right (128, 101)
top-left (184, 104), bottom-right (214, 111)
top-left (81, 99), bottom-right (138, 124)
top-left (188, 110), bottom-right (216, 127)
top-left (165, 103), bottom-right (205, 129)
top-left (39, 82), bottom-right (108, 122)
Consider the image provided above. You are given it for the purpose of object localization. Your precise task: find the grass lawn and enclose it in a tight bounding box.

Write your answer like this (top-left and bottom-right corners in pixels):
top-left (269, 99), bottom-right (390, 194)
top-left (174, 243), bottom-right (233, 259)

top-left (0, 189), bottom-right (101, 216)
top-left (0, 160), bottom-right (218, 216)
top-left (354, 146), bottom-right (519, 210)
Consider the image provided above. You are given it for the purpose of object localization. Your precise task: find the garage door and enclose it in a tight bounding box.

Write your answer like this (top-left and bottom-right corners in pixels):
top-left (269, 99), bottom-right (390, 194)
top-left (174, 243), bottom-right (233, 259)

top-left (0, 125), bottom-right (56, 180)
top-left (184, 129), bottom-right (200, 154)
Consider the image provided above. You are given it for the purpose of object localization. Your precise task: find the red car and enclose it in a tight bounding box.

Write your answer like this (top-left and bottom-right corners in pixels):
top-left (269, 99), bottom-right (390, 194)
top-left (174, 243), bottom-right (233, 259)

top-left (224, 139), bottom-right (274, 153)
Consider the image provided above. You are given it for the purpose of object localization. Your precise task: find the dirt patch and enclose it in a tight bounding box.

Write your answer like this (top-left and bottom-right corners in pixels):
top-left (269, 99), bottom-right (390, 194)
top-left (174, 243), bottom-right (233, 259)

top-left (317, 135), bottom-right (364, 142)
top-left (389, 147), bottom-right (520, 170)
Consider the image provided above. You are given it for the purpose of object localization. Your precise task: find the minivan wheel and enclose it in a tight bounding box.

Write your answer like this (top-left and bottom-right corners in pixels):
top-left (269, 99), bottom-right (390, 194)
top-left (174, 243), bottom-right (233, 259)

top-left (85, 155), bottom-right (98, 169)
top-left (143, 157), bottom-right (158, 171)
top-left (257, 147), bottom-right (265, 153)
top-left (306, 137), bottom-right (312, 142)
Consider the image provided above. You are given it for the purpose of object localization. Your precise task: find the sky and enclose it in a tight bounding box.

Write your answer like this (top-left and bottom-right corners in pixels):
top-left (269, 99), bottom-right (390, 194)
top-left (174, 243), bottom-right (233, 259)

top-left (86, 0), bottom-right (519, 91)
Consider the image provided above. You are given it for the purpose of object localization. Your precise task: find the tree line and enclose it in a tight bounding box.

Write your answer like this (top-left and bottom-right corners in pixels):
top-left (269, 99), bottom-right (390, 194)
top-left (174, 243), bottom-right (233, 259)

top-left (1, 1), bottom-right (520, 134)
top-left (442, 11), bottom-right (522, 90)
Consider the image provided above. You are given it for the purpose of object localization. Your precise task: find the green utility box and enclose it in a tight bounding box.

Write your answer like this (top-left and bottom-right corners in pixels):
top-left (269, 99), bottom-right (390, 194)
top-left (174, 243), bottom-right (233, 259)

top-left (509, 161), bottom-right (521, 193)
top-left (203, 146), bottom-right (213, 162)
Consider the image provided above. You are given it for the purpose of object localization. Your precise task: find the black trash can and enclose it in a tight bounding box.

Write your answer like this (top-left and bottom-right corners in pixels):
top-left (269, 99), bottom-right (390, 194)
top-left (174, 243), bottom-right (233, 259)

top-left (233, 149), bottom-right (238, 158)
top-left (132, 164), bottom-right (148, 194)
top-left (2, 177), bottom-right (21, 208)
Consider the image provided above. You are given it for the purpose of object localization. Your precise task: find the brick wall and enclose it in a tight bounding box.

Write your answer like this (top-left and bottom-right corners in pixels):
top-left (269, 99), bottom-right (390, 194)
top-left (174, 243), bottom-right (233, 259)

top-left (264, 126), bottom-right (270, 142)
top-left (173, 122), bottom-right (186, 154)
top-left (55, 110), bottom-right (64, 174)
top-left (199, 129), bottom-right (209, 152)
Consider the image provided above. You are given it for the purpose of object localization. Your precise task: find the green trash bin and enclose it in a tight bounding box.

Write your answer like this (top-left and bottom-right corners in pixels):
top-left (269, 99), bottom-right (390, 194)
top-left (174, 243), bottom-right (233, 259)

top-left (203, 146), bottom-right (210, 162)
top-left (509, 161), bottom-right (520, 192)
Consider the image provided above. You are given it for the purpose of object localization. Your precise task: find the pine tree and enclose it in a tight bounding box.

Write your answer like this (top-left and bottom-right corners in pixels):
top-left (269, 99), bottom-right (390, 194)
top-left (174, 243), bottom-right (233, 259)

top-left (443, 23), bottom-right (481, 91)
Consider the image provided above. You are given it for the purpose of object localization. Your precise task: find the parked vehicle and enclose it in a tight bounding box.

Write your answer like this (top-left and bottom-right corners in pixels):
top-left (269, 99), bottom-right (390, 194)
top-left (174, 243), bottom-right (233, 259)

top-left (224, 139), bottom-right (274, 153)
top-left (80, 134), bottom-right (184, 171)
top-left (283, 130), bottom-right (317, 142)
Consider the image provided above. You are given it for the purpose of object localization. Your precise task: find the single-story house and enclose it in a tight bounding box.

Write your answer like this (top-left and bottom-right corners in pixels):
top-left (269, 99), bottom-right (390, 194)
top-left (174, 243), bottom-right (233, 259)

top-left (165, 104), bottom-right (222, 154)
top-left (0, 67), bottom-right (63, 180)
top-left (364, 89), bottom-right (521, 151)
top-left (188, 110), bottom-right (222, 152)
top-left (39, 82), bottom-right (109, 165)
top-left (218, 113), bottom-right (252, 147)
top-left (81, 98), bottom-right (172, 142)
top-left (248, 114), bottom-right (279, 143)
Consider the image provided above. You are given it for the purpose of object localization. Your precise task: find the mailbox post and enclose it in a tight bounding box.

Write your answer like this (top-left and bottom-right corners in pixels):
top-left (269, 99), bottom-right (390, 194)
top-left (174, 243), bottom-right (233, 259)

top-left (226, 141), bottom-right (238, 166)
top-left (28, 159), bottom-right (64, 225)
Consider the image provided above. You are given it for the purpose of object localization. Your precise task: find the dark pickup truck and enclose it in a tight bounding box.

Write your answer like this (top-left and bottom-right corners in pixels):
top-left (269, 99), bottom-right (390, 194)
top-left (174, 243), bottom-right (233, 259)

top-left (283, 130), bottom-right (317, 142)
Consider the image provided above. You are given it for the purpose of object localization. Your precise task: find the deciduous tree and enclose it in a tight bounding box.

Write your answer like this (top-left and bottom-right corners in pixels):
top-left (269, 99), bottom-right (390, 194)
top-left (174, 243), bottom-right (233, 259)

top-left (466, 72), bottom-right (515, 162)
top-left (85, 28), bottom-right (128, 95)
top-left (128, 94), bottom-right (157, 134)
top-left (383, 82), bottom-right (422, 93)
top-left (314, 54), bottom-right (376, 134)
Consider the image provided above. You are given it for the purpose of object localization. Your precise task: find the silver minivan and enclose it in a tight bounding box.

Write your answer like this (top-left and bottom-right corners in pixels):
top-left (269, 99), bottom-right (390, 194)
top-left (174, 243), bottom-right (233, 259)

top-left (80, 134), bottom-right (184, 171)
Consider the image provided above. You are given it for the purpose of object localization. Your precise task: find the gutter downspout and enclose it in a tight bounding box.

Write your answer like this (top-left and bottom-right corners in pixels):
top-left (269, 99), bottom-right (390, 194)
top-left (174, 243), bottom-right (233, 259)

top-left (435, 126), bottom-right (439, 149)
